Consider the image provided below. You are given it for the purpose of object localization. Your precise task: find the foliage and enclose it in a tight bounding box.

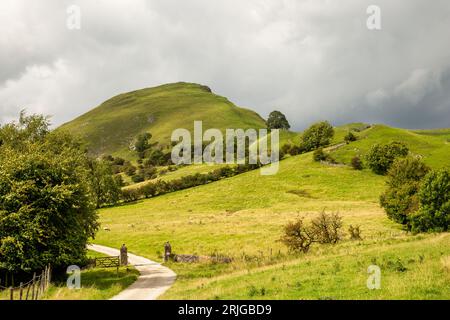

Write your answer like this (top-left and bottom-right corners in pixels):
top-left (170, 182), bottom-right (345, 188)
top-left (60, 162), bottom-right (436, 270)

top-left (344, 131), bottom-right (357, 143)
top-left (300, 121), bottom-right (334, 152)
top-left (267, 110), bottom-right (291, 130)
top-left (313, 148), bottom-right (335, 163)
top-left (380, 157), bottom-right (430, 225)
top-left (0, 113), bottom-right (98, 273)
top-left (134, 132), bottom-right (153, 158)
top-left (351, 156), bottom-right (363, 170)
top-left (310, 211), bottom-right (343, 244)
top-left (365, 141), bottom-right (409, 175)
top-left (279, 218), bottom-right (314, 253)
top-left (409, 169), bottom-right (450, 232)
top-left (280, 211), bottom-right (343, 253)
top-left (89, 160), bottom-right (122, 208)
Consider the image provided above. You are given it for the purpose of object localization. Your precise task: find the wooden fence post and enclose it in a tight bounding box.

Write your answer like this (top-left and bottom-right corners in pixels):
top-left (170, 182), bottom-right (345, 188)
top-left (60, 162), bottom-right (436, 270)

top-left (31, 273), bottom-right (36, 300)
top-left (19, 282), bottom-right (23, 300)
top-left (25, 282), bottom-right (31, 300)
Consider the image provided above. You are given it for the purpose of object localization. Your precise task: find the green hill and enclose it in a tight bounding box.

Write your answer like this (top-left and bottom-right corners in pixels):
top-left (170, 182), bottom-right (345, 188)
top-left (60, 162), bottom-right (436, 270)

top-left (59, 82), bottom-right (267, 158)
top-left (92, 121), bottom-right (450, 299)
top-left (330, 124), bottom-right (450, 169)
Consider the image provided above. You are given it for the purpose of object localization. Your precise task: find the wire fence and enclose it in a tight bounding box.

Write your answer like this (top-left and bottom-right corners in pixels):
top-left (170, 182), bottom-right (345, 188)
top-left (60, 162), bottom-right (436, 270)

top-left (0, 265), bottom-right (51, 300)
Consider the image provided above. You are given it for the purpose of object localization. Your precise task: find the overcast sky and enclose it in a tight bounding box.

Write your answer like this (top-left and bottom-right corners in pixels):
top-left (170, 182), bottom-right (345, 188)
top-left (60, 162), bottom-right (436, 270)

top-left (1, 0), bottom-right (450, 130)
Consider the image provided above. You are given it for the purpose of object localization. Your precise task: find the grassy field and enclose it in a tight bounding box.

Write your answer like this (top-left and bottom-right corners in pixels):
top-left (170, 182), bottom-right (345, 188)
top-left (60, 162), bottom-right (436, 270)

top-left (90, 123), bottom-right (450, 300)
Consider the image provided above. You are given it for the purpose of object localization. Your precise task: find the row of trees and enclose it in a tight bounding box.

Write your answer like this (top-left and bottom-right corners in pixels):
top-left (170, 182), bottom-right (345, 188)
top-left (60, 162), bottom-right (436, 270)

top-left (121, 163), bottom-right (260, 203)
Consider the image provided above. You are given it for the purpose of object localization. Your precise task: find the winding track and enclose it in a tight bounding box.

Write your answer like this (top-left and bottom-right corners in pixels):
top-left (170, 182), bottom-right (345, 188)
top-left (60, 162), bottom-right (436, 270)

top-left (88, 244), bottom-right (176, 300)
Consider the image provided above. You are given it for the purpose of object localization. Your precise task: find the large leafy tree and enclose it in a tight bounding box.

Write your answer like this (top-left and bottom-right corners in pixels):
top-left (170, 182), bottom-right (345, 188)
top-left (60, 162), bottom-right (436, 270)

top-left (409, 169), bottom-right (450, 232)
top-left (365, 141), bottom-right (409, 175)
top-left (300, 121), bottom-right (334, 152)
top-left (89, 160), bottom-right (122, 208)
top-left (267, 111), bottom-right (291, 130)
top-left (380, 156), bottom-right (430, 225)
top-left (0, 112), bottom-right (99, 273)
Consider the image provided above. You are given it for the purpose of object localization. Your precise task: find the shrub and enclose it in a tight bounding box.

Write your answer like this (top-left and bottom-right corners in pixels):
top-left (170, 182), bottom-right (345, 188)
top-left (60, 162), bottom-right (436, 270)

top-left (351, 156), bottom-right (363, 170)
top-left (409, 169), bottom-right (450, 232)
top-left (120, 188), bottom-right (140, 202)
top-left (288, 145), bottom-right (303, 156)
top-left (140, 183), bottom-right (158, 198)
top-left (113, 157), bottom-right (125, 166)
top-left (280, 218), bottom-right (314, 253)
top-left (344, 131), bottom-right (357, 143)
top-left (380, 157), bottom-right (430, 225)
top-left (310, 211), bottom-right (343, 244)
top-left (365, 141), bottom-right (409, 175)
top-left (300, 121), bottom-right (334, 152)
top-left (313, 148), bottom-right (327, 162)
top-left (131, 174), bottom-right (145, 183)
top-left (313, 148), bottom-right (335, 163)
top-left (280, 211), bottom-right (343, 253)
top-left (124, 163), bottom-right (137, 176)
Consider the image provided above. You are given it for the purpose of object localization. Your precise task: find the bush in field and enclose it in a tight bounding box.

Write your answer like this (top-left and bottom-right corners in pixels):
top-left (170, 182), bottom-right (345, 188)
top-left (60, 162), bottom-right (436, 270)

top-left (300, 121), bottom-right (334, 152)
top-left (280, 211), bottom-right (343, 253)
top-left (313, 148), bottom-right (336, 163)
top-left (313, 148), bottom-right (327, 162)
top-left (365, 141), bottom-right (409, 175)
top-left (280, 218), bottom-right (314, 253)
top-left (351, 156), bottom-right (363, 170)
top-left (409, 169), bottom-right (450, 232)
top-left (344, 131), bottom-right (357, 143)
top-left (380, 157), bottom-right (430, 225)
top-left (310, 211), bottom-right (343, 244)
top-left (0, 112), bottom-right (98, 273)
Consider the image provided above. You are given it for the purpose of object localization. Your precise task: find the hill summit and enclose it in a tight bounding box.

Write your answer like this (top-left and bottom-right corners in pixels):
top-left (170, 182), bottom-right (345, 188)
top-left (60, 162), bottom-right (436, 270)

top-left (59, 82), bottom-right (266, 157)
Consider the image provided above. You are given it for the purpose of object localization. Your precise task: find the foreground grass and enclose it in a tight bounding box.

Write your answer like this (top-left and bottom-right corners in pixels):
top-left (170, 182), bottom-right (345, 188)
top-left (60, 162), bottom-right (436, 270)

top-left (43, 267), bottom-right (139, 300)
top-left (0, 251), bottom-right (139, 300)
top-left (93, 140), bottom-right (450, 299)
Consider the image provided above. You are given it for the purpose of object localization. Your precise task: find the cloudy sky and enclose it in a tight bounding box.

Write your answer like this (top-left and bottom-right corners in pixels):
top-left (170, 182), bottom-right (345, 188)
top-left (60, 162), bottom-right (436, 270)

top-left (1, 0), bottom-right (450, 130)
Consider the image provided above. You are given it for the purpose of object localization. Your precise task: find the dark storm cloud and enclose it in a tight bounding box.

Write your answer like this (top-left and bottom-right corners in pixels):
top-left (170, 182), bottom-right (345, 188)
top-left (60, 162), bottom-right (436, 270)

top-left (1, 0), bottom-right (449, 129)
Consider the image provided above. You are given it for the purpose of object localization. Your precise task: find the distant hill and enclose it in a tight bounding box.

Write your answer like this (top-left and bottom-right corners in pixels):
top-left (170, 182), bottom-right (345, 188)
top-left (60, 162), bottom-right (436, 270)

top-left (330, 124), bottom-right (450, 169)
top-left (59, 82), bottom-right (266, 158)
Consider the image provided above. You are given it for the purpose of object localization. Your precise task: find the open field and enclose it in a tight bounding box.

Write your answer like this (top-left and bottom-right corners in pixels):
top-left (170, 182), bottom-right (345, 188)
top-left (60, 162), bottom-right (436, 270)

top-left (92, 147), bottom-right (450, 299)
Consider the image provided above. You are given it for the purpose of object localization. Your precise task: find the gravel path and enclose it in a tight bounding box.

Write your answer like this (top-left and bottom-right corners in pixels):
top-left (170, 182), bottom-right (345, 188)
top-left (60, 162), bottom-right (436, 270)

top-left (88, 244), bottom-right (176, 300)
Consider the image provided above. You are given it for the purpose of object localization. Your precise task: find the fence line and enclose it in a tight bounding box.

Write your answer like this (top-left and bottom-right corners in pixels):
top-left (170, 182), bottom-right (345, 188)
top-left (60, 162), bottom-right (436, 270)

top-left (0, 264), bottom-right (51, 300)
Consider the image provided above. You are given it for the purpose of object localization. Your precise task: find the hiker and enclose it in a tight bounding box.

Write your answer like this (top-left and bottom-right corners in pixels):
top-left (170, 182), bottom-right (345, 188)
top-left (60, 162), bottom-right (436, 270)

top-left (120, 244), bottom-right (128, 266)
top-left (164, 241), bottom-right (172, 262)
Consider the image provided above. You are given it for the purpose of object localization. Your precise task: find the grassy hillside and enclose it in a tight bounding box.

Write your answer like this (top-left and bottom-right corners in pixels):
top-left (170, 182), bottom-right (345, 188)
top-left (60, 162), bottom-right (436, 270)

top-left (59, 82), bottom-right (267, 158)
top-left (331, 124), bottom-right (450, 169)
top-left (91, 121), bottom-right (450, 299)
